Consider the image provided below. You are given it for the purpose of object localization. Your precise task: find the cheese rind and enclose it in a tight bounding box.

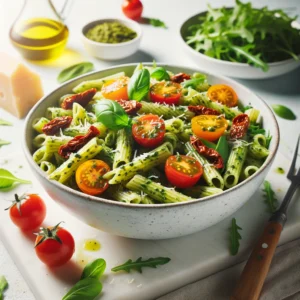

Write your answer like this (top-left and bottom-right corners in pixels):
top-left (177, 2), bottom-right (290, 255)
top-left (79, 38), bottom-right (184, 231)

top-left (0, 52), bottom-right (44, 118)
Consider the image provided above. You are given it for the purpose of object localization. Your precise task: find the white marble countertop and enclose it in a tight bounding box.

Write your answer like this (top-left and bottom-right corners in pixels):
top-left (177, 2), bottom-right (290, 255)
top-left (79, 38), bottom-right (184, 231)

top-left (0, 0), bottom-right (300, 299)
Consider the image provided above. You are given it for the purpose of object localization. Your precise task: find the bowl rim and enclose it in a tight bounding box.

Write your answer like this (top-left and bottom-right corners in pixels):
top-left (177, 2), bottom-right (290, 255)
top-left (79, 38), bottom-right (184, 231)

top-left (179, 11), bottom-right (300, 68)
top-left (81, 18), bottom-right (142, 47)
top-left (23, 63), bottom-right (280, 210)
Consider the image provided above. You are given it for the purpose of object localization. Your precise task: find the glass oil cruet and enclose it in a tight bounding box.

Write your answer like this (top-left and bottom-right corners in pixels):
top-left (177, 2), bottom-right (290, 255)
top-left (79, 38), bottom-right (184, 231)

top-left (9, 0), bottom-right (72, 60)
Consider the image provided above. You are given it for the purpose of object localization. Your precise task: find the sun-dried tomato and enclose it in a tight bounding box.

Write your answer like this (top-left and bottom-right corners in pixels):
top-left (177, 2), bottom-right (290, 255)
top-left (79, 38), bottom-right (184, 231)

top-left (230, 114), bottom-right (250, 139)
top-left (61, 88), bottom-right (97, 110)
top-left (170, 73), bottom-right (191, 83)
top-left (59, 126), bottom-right (100, 159)
top-left (188, 105), bottom-right (220, 116)
top-left (42, 116), bottom-right (72, 135)
top-left (115, 99), bottom-right (142, 115)
top-left (190, 136), bottom-right (224, 169)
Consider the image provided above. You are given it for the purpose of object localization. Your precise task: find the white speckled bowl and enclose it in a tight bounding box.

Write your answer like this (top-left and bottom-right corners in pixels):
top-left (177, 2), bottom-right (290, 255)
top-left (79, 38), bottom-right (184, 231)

top-left (23, 64), bottom-right (279, 240)
top-left (180, 12), bottom-right (300, 79)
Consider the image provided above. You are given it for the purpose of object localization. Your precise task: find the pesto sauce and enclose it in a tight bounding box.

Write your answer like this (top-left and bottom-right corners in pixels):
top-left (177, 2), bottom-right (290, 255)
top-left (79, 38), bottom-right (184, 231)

top-left (85, 22), bottom-right (137, 44)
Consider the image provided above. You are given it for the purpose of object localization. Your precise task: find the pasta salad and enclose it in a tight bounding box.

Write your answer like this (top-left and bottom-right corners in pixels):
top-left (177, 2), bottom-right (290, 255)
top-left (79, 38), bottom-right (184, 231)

top-left (31, 64), bottom-right (271, 204)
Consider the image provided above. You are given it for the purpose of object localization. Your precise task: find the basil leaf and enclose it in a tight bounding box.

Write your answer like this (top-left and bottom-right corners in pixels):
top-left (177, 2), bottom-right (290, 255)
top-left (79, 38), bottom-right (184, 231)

top-left (216, 136), bottom-right (229, 165)
top-left (200, 138), bottom-right (216, 149)
top-left (128, 68), bottom-right (150, 101)
top-left (0, 168), bottom-right (31, 190)
top-left (81, 259), bottom-right (106, 280)
top-left (150, 67), bottom-right (170, 81)
top-left (240, 105), bottom-right (253, 113)
top-left (0, 276), bottom-right (8, 293)
top-left (181, 77), bottom-right (206, 89)
top-left (149, 18), bottom-right (167, 28)
top-left (57, 62), bottom-right (94, 84)
top-left (271, 104), bottom-right (296, 120)
top-left (0, 139), bottom-right (10, 147)
top-left (94, 100), bottom-right (131, 130)
top-left (0, 119), bottom-right (12, 126)
top-left (62, 278), bottom-right (102, 300)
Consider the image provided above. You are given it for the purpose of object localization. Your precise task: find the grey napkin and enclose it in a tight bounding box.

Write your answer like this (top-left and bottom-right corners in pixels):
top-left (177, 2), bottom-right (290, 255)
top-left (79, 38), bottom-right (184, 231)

top-left (158, 239), bottom-right (300, 300)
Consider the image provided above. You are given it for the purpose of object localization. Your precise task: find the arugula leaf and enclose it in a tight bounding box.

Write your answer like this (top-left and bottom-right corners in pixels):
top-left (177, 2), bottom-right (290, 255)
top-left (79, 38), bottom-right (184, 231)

top-left (0, 140), bottom-right (10, 147)
top-left (247, 124), bottom-right (265, 136)
top-left (94, 100), bottom-right (131, 131)
top-left (150, 67), bottom-right (170, 81)
top-left (229, 218), bottom-right (242, 256)
top-left (81, 259), bottom-right (106, 280)
top-left (128, 68), bottom-right (150, 101)
top-left (57, 62), bottom-right (94, 84)
top-left (262, 181), bottom-right (278, 213)
top-left (216, 136), bottom-right (229, 165)
top-left (0, 119), bottom-right (12, 126)
top-left (185, 1), bottom-right (300, 70)
top-left (271, 104), bottom-right (296, 120)
top-left (62, 278), bottom-right (102, 300)
top-left (0, 169), bottom-right (31, 190)
top-left (111, 257), bottom-right (171, 273)
top-left (181, 76), bottom-right (206, 89)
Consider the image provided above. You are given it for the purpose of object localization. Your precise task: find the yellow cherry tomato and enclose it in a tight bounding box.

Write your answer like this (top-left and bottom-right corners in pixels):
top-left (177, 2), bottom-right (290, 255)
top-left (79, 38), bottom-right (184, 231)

top-left (101, 76), bottom-right (129, 100)
top-left (207, 84), bottom-right (238, 107)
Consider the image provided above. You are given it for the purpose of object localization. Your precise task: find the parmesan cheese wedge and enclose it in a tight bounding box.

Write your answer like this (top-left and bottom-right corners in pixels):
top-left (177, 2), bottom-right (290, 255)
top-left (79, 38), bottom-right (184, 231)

top-left (0, 52), bottom-right (44, 118)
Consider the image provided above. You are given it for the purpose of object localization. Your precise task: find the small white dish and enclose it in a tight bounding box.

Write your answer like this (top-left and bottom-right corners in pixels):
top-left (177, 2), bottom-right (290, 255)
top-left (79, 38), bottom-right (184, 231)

top-left (179, 13), bottom-right (300, 79)
top-left (81, 18), bottom-right (142, 61)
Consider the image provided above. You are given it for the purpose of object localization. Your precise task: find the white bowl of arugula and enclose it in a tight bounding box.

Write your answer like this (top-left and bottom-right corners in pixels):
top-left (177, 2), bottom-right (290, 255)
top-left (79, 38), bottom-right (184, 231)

top-left (180, 1), bottom-right (300, 79)
top-left (23, 63), bottom-right (279, 239)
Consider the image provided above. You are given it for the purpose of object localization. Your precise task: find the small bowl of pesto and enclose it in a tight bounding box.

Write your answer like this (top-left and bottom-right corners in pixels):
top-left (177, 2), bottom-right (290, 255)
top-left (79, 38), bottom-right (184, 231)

top-left (81, 18), bottom-right (142, 60)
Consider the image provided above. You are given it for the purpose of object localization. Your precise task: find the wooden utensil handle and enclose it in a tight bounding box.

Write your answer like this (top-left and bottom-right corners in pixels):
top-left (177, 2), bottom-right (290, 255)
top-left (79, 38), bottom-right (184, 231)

top-left (230, 221), bottom-right (283, 300)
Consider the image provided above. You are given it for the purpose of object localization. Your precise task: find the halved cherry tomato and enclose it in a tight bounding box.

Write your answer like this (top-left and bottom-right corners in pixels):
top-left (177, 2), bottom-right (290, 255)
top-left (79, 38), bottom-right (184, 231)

top-left (122, 0), bottom-right (143, 20)
top-left (132, 114), bottom-right (165, 148)
top-left (101, 76), bottom-right (129, 100)
top-left (191, 115), bottom-right (228, 142)
top-left (207, 84), bottom-right (238, 107)
top-left (7, 194), bottom-right (46, 231)
top-left (75, 160), bottom-right (110, 196)
top-left (165, 155), bottom-right (203, 188)
top-left (35, 223), bottom-right (75, 267)
top-left (150, 81), bottom-right (182, 105)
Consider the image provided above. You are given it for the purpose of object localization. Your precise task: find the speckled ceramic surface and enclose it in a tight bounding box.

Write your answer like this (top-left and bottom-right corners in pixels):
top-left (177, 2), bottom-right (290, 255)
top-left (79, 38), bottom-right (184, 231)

top-left (23, 64), bottom-right (280, 239)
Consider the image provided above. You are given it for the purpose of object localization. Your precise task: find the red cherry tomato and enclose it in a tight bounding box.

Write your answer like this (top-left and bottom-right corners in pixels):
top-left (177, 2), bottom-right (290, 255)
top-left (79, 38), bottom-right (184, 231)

top-left (122, 0), bottom-right (143, 20)
top-left (150, 81), bottom-right (182, 105)
top-left (35, 223), bottom-right (75, 267)
top-left (165, 155), bottom-right (203, 188)
top-left (132, 114), bottom-right (165, 148)
top-left (7, 194), bottom-right (46, 231)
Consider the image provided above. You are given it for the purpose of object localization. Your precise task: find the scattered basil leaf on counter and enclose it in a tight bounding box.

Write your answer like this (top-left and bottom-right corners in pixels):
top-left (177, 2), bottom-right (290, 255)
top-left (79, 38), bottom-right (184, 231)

top-left (262, 180), bottom-right (278, 213)
top-left (181, 76), bottom-right (206, 89)
top-left (0, 275), bottom-right (8, 299)
top-left (111, 257), bottom-right (171, 273)
top-left (149, 18), bottom-right (167, 28)
top-left (0, 140), bottom-right (10, 147)
top-left (0, 119), bottom-right (12, 126)
top-left (0, 168), bottom-right (31, 190)
top-left (62, 278), bottom-right (102, 300)
top-left (271, 104), bottom-right (296, 120)
top-left (150, 67), bottom-right (170, 81)
top-left (94, 100), bottom-right (131, 131)
top-left (81, 258), bottom-right (106, 280)
top-left (229, 218), bottom-right (242, 256)
top-left (216, 135), bottom-right (229, 165)
top-left (128, 68), bottom-right (150, 101)
top-left (57, 62), bottom-right (94, 84)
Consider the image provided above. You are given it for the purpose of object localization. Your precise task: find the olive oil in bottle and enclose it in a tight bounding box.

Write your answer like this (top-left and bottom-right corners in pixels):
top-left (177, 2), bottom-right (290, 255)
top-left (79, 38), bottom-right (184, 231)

top-left (10, 18), bottom-right (69, 61)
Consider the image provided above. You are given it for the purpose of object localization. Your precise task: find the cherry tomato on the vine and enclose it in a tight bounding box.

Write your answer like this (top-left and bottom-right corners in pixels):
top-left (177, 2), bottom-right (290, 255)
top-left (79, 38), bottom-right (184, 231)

top-left (122, 0), bottom-right (143, 21)
top-left (35, 223), bottom-right (75, 267)
top-left (132, 114), bottom-right (165, 148)
top-left (6, 194), bottom-right (46, 231)
top-left (165, 155), bottom-right (203, 188)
